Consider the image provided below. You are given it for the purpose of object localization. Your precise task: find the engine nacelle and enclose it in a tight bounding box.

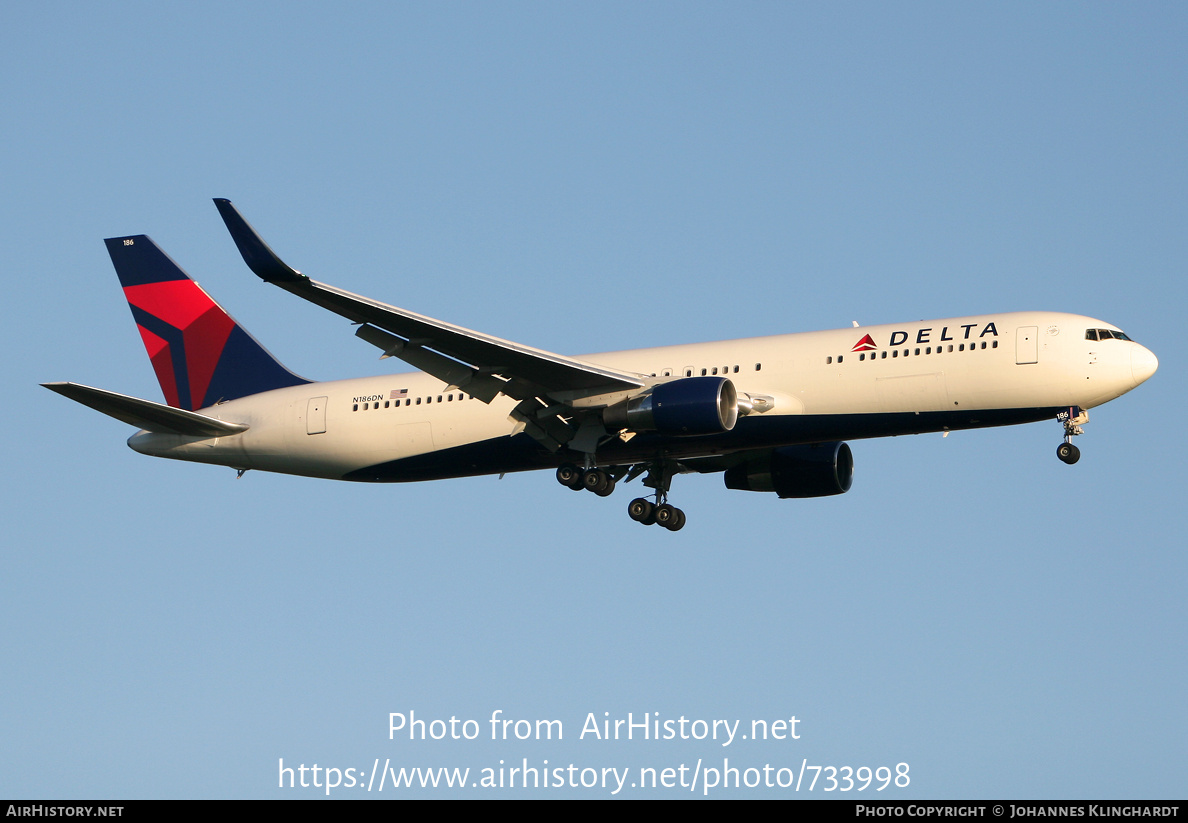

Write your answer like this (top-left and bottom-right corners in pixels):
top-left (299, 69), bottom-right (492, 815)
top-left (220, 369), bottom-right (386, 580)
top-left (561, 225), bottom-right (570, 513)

top-left (603, 377), bottom-right (738, 436)
top-left (724, 442), bottom-right (854, 498)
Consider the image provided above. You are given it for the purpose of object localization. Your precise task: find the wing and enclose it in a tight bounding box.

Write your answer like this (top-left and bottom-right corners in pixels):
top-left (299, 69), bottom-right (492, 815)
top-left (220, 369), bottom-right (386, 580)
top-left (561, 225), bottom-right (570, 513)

top-left (214, 199), bottom-right (645, 450)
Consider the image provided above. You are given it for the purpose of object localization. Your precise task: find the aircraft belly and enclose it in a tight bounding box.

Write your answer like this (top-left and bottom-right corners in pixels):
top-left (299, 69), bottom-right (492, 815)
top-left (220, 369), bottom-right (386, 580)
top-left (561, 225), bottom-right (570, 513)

top-left (340, 406), bottom-right (1062, 482)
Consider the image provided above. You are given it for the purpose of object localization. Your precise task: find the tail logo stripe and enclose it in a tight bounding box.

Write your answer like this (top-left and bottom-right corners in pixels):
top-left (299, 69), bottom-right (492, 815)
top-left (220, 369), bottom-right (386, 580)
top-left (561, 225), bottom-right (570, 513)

top-left (129, 305), bottom-right (194, 410)
top-left (135, 325), bottom-right (181, 409)
top-left (182, 306), bottom-right (236, 409)
top-left (123, 280), bottom-right (220, 330)
top-left (125, 280), bottom-right (237, 409)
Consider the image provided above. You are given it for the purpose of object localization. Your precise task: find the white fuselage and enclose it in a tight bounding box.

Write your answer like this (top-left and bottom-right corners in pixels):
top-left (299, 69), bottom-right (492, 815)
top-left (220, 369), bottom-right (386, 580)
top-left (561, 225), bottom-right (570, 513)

top-left (127, 311), bottom-right (1157, 481)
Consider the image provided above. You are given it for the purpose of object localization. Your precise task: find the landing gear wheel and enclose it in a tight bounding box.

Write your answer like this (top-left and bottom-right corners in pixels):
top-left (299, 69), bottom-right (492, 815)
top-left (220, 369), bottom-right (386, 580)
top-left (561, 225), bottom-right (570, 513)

top-left (583, 468), bottom-right (613, 495)
top-left (654, 503), bottom-right (686, 531)
top-left (628, 498), bottom-right (654, 523)
top-left (654, 503), bottom-right (676, 528)
top-left (557, 464), bottom-right (585, 490)
top-left (1056, 442), bottom-right (1081, 465)
top-left (670, 507), bottom-right (686, 531)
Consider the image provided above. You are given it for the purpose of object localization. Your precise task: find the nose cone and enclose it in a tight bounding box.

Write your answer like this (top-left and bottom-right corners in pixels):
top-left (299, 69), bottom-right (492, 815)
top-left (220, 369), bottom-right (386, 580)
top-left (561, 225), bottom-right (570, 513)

top-left (1131, 344), bottom-right (1159, 387)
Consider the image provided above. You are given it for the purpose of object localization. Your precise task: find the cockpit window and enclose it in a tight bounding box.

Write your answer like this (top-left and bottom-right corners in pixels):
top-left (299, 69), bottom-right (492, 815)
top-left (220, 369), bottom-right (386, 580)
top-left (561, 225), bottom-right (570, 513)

top-left (1086, 328), bottom-right (1133, 342)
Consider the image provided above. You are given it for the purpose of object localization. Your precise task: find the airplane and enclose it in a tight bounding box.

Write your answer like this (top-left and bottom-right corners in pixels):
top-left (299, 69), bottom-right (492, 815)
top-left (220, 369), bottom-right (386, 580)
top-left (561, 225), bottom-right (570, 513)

top-left (44, 199), bottom-right (1159, 531)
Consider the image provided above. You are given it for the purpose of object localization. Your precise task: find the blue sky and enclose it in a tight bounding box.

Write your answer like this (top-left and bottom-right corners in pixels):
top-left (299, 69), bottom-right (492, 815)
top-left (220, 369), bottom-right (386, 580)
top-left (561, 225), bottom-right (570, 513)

top-left (2, 2), bottom-right (1184, 798)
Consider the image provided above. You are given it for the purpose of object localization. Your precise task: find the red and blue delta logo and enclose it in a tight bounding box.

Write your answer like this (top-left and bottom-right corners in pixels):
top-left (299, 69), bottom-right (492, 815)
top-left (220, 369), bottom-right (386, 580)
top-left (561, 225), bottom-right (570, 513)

top-left (851, 334), bottom-right (877, 352)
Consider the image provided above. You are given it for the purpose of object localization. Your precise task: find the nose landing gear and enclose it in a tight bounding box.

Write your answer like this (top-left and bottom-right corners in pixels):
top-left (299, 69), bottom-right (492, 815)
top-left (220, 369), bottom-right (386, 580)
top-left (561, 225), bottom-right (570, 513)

top-left (1056, 406), bottom-right (1087, 465)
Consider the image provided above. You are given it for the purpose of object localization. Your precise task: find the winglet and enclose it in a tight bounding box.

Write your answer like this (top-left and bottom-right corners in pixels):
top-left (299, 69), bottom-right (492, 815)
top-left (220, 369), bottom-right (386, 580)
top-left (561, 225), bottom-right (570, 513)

top-left (213, 198), bottom-right (307, 284)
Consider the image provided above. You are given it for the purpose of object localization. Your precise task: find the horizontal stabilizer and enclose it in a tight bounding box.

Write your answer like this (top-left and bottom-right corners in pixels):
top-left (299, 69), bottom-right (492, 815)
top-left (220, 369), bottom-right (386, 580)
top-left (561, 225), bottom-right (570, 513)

top-left (42, 382), bottom-right (249, 437)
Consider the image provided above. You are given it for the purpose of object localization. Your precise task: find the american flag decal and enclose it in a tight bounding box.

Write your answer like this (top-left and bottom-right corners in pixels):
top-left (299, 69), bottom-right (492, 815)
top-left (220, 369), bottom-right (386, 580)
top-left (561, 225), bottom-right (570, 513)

top-left (390, 389), bottom-right (408, 398)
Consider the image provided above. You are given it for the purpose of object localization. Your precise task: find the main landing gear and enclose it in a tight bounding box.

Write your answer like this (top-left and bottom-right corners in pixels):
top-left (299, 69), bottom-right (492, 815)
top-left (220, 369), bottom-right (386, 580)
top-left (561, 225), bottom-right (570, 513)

top-left (556, 463), bottom-right (617, 496)
top-left (555, 459), bottom-right (688, 531)
top-left (1056, 406), bottom-right (1088, 465)
top-left (626, 497), bottom-right (686, 531)
top-left (627, 459), bottom-right (686, 531)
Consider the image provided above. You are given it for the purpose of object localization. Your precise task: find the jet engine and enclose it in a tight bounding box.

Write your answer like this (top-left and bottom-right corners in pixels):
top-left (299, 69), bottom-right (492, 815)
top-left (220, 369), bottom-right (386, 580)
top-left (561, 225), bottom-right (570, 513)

top-left (603, 376), bottom-right (738, 436)
top-left (724, 442), bottom-right (853, 498)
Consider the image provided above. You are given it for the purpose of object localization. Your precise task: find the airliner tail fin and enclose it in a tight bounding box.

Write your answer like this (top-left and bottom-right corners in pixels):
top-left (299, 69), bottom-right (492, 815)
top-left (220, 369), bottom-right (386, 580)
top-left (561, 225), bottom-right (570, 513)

top-left (104, 235), bottom-right (309, 410)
